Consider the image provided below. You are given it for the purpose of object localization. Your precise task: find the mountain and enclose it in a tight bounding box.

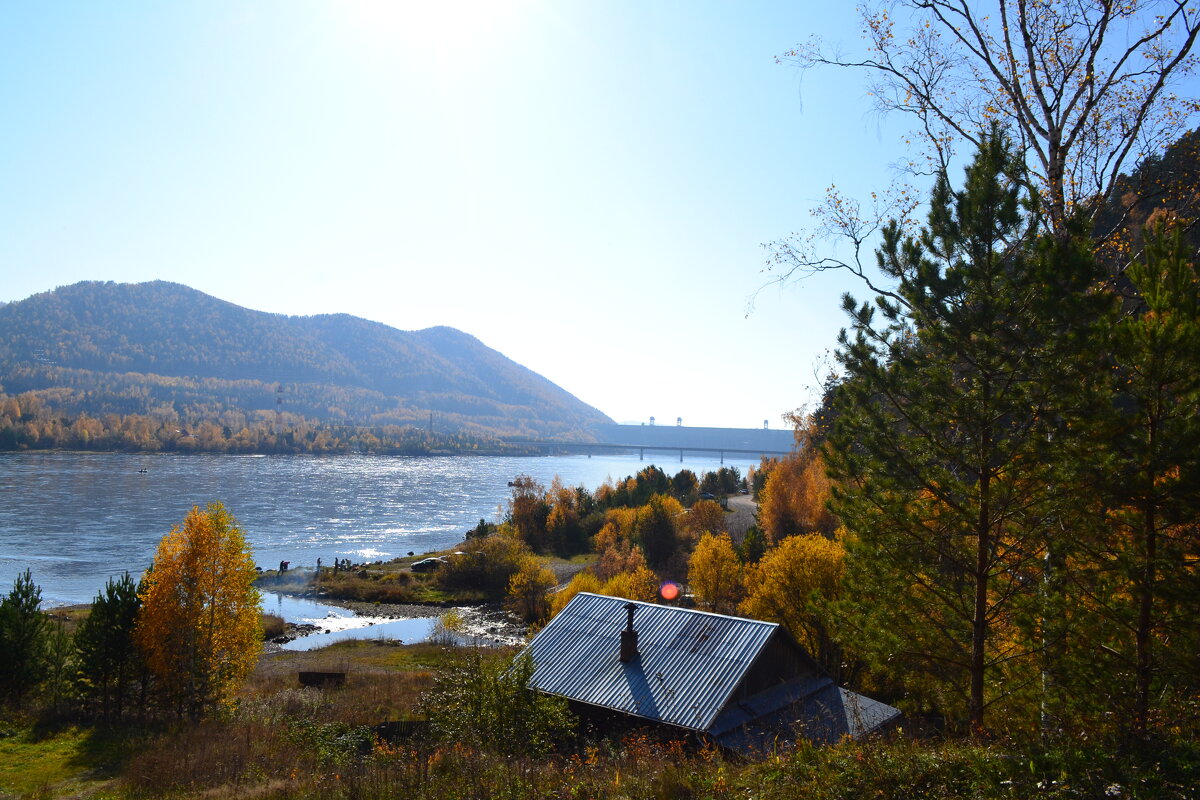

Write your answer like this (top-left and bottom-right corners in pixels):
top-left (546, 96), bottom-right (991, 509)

top-left (0, 281), bottom-right (611, 440)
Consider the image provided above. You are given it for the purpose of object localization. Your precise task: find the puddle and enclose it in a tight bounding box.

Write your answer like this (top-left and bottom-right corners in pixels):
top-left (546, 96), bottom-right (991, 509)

top-left (262, 592), bottom-right (439, 651)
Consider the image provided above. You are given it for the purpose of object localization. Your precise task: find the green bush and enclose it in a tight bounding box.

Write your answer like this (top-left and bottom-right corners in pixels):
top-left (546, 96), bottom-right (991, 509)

top-left (418, 650), bottom-right (575, 757)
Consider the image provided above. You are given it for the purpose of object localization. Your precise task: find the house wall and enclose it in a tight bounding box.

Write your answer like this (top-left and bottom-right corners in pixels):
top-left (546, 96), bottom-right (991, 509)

top-left (732, 633), bottom-right (821, 700)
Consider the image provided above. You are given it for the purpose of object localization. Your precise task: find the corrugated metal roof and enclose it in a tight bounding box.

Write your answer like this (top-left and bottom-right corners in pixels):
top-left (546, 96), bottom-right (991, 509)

top-left (521, 592), bottom-right (780, 731)
top-left (707, 677), bottom-right (902, 752)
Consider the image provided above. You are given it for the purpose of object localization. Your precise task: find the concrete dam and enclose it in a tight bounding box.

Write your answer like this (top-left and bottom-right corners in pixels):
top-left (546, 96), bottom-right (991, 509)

top-left (511, 424), bottom-right (797, 462)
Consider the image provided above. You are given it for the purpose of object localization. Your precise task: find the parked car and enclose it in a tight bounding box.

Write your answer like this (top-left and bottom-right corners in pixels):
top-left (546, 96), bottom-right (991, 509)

top-left (411, 557), bottom-right (446, 573)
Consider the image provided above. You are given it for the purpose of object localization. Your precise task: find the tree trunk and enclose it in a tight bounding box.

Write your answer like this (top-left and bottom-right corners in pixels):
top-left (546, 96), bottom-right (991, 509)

top-left (1134, 499), bottom-right (1156, 736)
top-left (971, 433), bottom-right (991, 733)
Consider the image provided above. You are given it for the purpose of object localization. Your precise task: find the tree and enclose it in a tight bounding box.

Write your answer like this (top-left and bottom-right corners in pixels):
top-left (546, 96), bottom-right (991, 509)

top-left (1091, 222), bottom-right (1200, 733)
top-left (0, 569), bottom-right (47, 706)
top-left (134, 503), bottom-right (262, 719)
top-left (765, 2), bottom-right (1200, 316)
top-left (671, 468), bottom-right (699, 502)
top-left (739, 533), bottom-right (846, 679)
top-left (791, 1), bottom-right (1199, 241)
top-left (43, 621), bottom-right (75, 716)
top-left (826, 130), bottom-right (1110, 731)
top-left (75, 572), bottom-right (146, 721)
top-left (600, 566), bottom-right (660, 604)
top-left (545, 479), bottom-right (589, 556)
top-left (506, 556), bottom-right (557, 623)
top-left (757, 450), bottom-right (838, 543)
top-left (507, 475), bottom-right (550, 552)
top-left (1092, 127), bottom-right (1200, 269)
top-left (635, 494), bottom-right (684, 569)
top-left (688, 533), bottom-right (743, 614)
top-left (681, 498), bottom-right (726, 539)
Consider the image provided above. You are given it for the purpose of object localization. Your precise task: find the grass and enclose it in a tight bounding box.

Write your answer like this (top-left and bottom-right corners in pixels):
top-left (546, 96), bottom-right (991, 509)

top-left (6, 637), bottom-right (1198, 800)
top-left (261, 613), bottom-right (286, 640)
top-left (0, 719), bottom-right (139, 799)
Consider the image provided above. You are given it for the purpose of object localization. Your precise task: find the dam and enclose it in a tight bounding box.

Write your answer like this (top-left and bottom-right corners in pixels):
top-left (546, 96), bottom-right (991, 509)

top-left (510, 423), bottom-right (797, 462)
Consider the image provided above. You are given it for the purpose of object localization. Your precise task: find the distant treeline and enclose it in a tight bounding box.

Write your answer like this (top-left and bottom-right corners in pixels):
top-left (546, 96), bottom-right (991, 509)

top-left (0, 390), bottom-right (530, 455)
top-left (0, 364), bottom-right (594, 442)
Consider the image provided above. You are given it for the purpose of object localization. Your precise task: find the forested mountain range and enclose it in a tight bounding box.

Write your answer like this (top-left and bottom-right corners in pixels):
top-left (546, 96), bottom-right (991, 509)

top-left (0, 281), bottom-right (611, 448)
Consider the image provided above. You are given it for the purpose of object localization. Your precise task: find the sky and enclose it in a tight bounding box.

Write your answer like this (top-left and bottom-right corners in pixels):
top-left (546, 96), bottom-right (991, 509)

top-left (0, 1), bottom-right (915, 429)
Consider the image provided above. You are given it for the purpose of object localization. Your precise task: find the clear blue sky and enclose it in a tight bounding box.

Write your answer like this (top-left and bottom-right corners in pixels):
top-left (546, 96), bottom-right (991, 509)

top-left (1, 1), bottom-right (911, 429)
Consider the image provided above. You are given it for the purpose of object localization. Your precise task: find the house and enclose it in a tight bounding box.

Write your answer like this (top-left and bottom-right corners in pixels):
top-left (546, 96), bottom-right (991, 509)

top-left (519, 592), bottom-right (900, 753)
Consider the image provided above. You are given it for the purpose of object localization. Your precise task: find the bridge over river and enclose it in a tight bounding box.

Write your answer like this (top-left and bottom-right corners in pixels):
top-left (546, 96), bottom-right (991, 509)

top-left (509, 423), bottom-right (797, 463)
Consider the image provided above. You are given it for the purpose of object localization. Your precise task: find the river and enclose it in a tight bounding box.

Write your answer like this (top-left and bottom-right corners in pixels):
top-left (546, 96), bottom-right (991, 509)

top-left (0, 450), bottom-right (760, 608)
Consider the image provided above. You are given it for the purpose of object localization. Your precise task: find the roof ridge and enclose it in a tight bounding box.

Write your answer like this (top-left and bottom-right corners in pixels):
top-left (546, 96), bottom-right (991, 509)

top-left (573, 592), bottom-right (780, 628)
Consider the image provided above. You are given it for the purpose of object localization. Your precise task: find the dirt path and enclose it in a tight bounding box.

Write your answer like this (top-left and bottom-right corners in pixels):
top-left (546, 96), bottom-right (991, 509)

top-left (724, 494), bottom-right (758, 544)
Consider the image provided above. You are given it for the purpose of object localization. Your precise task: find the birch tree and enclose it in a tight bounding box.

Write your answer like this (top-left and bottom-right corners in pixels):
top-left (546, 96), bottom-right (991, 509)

top-left (768, 0), bottom-right (1200, 293)
top-left (135, 503), bottom-right (261, 719)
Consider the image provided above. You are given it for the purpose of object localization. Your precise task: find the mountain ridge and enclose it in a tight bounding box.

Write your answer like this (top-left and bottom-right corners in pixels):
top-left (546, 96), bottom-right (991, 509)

top-left (0, 280), bottom-right (611, 440)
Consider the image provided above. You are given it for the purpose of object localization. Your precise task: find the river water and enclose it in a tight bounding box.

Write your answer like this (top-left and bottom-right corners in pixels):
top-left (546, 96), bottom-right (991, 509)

top-left (0, 451), bottom-right (760, 608)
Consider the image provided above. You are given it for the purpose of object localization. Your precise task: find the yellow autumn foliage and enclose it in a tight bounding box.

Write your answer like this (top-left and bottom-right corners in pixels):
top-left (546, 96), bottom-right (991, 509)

top-left (758, 452), bottom-right (837, 543)
top-left (687, 532), bottom-right (743, 614)
top-left (739, 532), bottom-right (844, 668)
top-left (682, 499), bottom-right (727, 539)
top-left (134, 502), bottom-right (261, 718)
top-left (601, 566), bottom-right (659, 604)
top-left (547, 570), bottom-right (603, 619)
top-left (505, 555), bottom-right (557, 623)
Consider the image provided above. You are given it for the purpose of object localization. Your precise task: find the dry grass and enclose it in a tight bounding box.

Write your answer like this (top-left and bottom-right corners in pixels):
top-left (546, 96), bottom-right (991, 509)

top-left (119, 642), bottom-right (442, 797)
top-left (261, 612), bottom-right (286, 640)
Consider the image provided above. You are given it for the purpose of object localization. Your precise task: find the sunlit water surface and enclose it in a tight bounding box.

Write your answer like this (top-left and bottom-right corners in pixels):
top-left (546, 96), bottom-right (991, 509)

top-left (261, 592), bottom-right (439, 651)
top-left (0, 451), bottom-right (760, 615)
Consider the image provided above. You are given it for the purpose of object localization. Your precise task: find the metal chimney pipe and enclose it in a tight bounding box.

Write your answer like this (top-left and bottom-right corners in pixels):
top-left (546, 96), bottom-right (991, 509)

top-left (620, 602), bottom-right (639, 663)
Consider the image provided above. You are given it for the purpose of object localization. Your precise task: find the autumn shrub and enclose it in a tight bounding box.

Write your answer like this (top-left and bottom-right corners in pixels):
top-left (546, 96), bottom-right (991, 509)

top-left (505, 555), bottom-right (557, 622)
top-left (595, 539), bottom-right (648, 582)
top-left (417, 649), bottom-right (575, 757)
top-left (437, 530), bottom-right (531, 599)
top-left (260, 613), bottom-right (286, 640)
top-left (315, 569), bottom-right (427, 603)
top-left (547, 570), bottom-right (603, 618)
top-left (601, 566), bottom-right (659, 603)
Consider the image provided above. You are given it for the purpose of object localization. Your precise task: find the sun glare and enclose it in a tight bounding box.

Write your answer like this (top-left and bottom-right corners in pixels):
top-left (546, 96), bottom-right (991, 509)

top-left (343, 0), bottom-right (521, 61)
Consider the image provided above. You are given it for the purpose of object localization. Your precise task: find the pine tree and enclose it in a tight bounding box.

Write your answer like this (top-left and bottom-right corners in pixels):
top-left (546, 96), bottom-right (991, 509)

top-left (1092, 223), bottom-right (1200, 735)
top-left (75, 572), bottom-right (146, 721)
top-left (826, 128), bottom-right (1110, 732)
top-left (0, 569), bottom-right (47, 706)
